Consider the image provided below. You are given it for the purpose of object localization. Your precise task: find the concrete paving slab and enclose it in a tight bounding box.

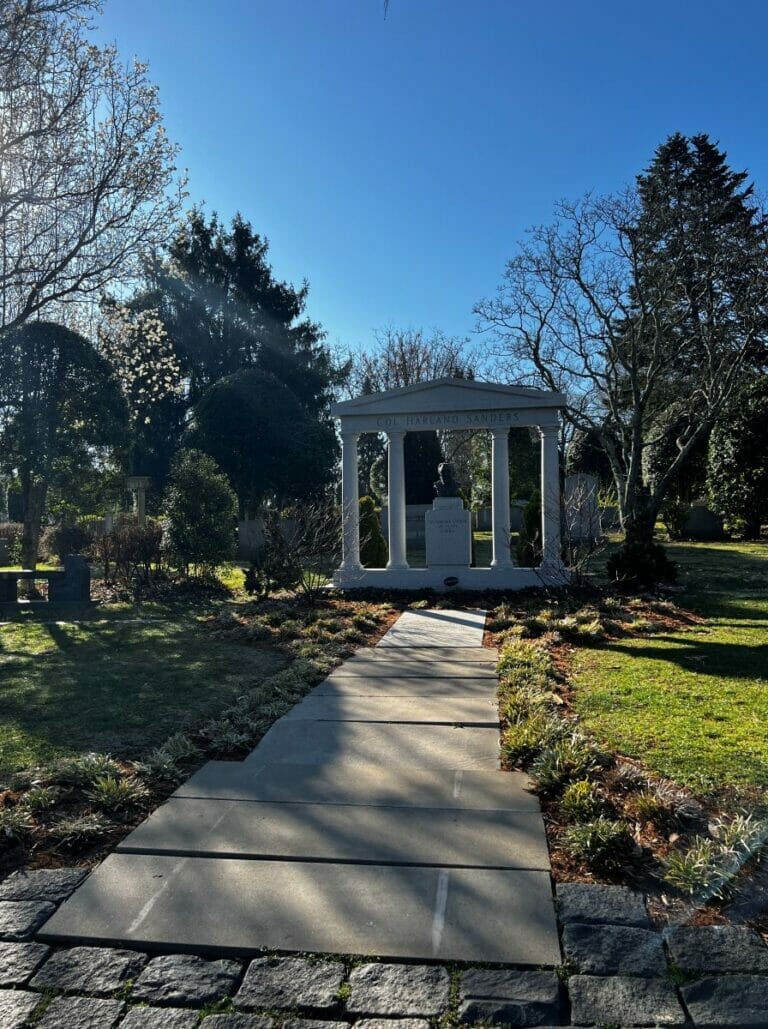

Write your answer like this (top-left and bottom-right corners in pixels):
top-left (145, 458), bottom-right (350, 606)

top-left (377, 610), bottom-right (487, 648)
top-left (329, 664), bottom-right (496, 680)
top-left (172, 762), bottom-right (540, 812)
top-left (38, 854), bottom-right (560, 964)
top-left (245, 719), bottom-right (500, 770)
top-left (341, 646), bottom-right (495, 666)
top-left (283, 694), bottom-right (498, 726)
top-left (115, 800), bottom-right (550, 869)
top-left (314, 676), bottom-right (498, 697)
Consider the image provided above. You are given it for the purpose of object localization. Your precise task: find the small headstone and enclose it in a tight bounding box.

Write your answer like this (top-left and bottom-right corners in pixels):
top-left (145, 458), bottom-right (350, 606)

top-left (683, 504), bottom-right (726, 541)
top-left (425, 498), bottom-right (471, 567)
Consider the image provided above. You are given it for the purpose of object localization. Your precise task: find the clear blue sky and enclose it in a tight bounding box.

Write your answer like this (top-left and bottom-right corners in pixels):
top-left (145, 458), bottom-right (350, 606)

top-left (95, 0), bottom-right (768, 355)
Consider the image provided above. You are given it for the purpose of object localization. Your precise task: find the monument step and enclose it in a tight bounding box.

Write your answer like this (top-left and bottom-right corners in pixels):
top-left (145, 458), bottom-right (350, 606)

top-left (375, 609), bottom-right (486, 648)
top-left (37, 853), bottom-right (561, 964)
top-left (115, 798), bottom-right (550, 869)
top-left (172, 761), bottom-right (539, 811)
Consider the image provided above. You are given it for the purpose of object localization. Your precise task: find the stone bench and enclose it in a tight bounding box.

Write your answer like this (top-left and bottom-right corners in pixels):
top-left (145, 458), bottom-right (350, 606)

top-left (0, 555), bottom-right (91, 606)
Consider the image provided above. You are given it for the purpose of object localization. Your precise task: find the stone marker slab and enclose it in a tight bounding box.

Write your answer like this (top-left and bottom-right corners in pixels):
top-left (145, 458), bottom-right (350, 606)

top-left (0, 900), bottom-right (55, 940)
top-left (664, 924), bottom-right (768, 975)
top-left (0, 988), bottom-right (40, 1028)
top-left (315, 676), bottom-right (497, 696)
top-left (116, 799), bottom-right (550, 869)
top-left (38, 853), bottom-right (560, 964)
top-left (283, 694), bottom-right (498, 726)
top-left (130, 953), bottom-right (241, 1005)
top-left (30, 944), bottom-right (146, 995)
top-left (681, 974), bottom-right (768, 1026)
top-left (376, 610), bottom-right (486, 648)
top-left (568, 975), bottom-right (685, 1027)
top-left (0, 868), bottom-right (86, 903)
top-left (0, 940), bottom-right (49, 986)
top-left (245, 720), bottom-right (499, 770)
top-left (235, 956), bottom-right (344, 1010)
top-left (347, 963), bottom-right (450, 1016)
top-left (355, 1022), bottom-right (430, 1029)
top-left (174, 762), bottom-right (540, 812)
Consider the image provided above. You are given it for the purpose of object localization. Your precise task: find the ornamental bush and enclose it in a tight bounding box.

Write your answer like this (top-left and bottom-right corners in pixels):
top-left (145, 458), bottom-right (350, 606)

top-left (359, 496), bottom-right (388, 568)
top-left (163, 449), bottom-right (237, 574)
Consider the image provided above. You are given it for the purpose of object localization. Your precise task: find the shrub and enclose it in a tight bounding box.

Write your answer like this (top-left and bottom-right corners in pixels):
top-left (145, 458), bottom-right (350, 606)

top-left (23, 785), bottom-right (64, 813)
top-left (86, 775), bottom-right (149, 816)
top-left (561, 779), bottom-right (603, 822)
top-left (0, 521), bottom-right (23, 565)
top-left (529, 736), bottom-right (598, 793)
top-left (359, 496), bottom-right (388, 568)
top-left (564, 817), bottom-right (634, 871)
top-left (164, 449), bottom-right (237, 573)
top-left (40, 522), bottom-right (93, 563)
top-left (516, 489), bottom-right (542, 567)
top-left (53, 753), bottom-right (123, 788)
top-left (0, 806), bottom-right (34, 846)
top-left (606, 539), bottom-right (676, 585)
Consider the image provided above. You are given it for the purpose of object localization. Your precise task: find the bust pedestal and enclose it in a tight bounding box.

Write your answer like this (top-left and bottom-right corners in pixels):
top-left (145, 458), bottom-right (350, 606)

top-left (425, 497), bottom-right (471, 567)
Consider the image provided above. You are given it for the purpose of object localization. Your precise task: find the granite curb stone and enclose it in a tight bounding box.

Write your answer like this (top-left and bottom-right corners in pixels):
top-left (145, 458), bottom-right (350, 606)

top-left (556, 883), bottom-right (650, 928)
top-left (35, 994), bottom-right (125, 1028)
top-left (347, 964), bottom-right (450, 1017)
top-left (0, 868), bottom-right (86, 903)
top-left (561, 923), bottom-right (667, 976)
top-left (0, 899), bottom-right (55, 940)
top-left (0, 940), bottom-right (50, 985)
top-left (281, 1022), bottom-right (349, 1029)
top-left (680, 974), bottom-right (768, 1026)
top-left (30, 944), bottom-right (147, 995)
top-left (458, 969), bottom-right (561, 1026)
top-left (235, 957), bottom-right (345, 1010)
top-left (119, 1008), bottom-right (200, 1028)
top-left (131, 953), bottom-right (241, 1005)
top-left (568, 974), bottom-right (686, 1026)
top-left (665, 925), bottom-right (768, 976)
top-left (0, 988), bottom-right (41, 1029)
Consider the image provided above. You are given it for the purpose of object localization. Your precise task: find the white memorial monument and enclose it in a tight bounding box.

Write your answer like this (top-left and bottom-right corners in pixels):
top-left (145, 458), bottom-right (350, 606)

top-left (330, 377), bottom-right (568, 590)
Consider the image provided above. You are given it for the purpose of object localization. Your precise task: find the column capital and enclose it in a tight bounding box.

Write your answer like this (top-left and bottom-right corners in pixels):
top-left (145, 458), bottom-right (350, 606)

top-left (538, 424), bottom-right (559, 439)
top-left (340, 429), bottom-right (360, 443)
top-left (386, 428), bottom-right (406, 441)
top-left (490, 427), bottom-right (510, 441)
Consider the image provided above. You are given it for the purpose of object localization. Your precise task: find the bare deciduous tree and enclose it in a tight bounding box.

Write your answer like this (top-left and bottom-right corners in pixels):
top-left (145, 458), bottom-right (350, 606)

top-left (0, 0), bottom-right (184, 328)
top-left (476, 135), bottom-right (768, 555)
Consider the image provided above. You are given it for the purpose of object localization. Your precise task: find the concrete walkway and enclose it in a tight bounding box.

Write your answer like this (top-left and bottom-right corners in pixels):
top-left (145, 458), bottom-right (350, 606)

top-left (39, 609), bottom-right (559, 964)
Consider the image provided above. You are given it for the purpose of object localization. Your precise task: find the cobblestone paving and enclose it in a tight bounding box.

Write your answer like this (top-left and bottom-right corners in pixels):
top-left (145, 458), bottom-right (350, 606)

top-left (0, 869), bottom-right (767, 1025)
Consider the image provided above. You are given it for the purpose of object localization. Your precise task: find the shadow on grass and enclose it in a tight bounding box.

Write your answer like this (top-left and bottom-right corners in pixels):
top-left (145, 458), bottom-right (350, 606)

top-left (0, 616), bottom-right (284, 776)
top-left (595, 633), bottom-right (768, 681)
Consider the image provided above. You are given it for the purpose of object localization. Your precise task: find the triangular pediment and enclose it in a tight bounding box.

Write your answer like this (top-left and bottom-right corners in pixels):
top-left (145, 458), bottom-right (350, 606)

top-left (332, 377), bottom-right (565, 417)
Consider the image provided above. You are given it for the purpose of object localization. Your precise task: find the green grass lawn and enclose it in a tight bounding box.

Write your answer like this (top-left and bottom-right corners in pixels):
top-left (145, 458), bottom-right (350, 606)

top-left (0, 606), bottom-right (284, 778)
top-left (573, 539), bottom-right (768, 791)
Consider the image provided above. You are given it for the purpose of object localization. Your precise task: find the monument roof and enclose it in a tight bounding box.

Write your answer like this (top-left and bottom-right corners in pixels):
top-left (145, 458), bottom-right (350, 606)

top-left (332, 377), bottom-right (566, 417)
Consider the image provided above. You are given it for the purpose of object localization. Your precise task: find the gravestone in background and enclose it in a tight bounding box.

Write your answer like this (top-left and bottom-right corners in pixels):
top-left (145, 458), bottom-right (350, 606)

top-left (564, 473), bottom-right (601, 543)
top-left (425, 498), bottom-right (472, 566)
top-left (683, 504), bottom-right (726, 541)
top-left (0, 539), bottom-right (9, 566)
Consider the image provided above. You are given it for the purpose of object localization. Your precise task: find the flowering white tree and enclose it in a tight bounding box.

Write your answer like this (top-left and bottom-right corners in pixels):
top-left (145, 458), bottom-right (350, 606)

top-left (0, 0), bottom-right (184, 328)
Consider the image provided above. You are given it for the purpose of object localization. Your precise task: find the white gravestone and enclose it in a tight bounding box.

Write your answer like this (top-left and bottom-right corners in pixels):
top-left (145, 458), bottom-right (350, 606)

top-left (425, 498), bottom-right (471, 566)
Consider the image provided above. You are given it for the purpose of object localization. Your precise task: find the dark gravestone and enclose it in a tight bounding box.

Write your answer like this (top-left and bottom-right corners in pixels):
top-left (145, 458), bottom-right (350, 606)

top-left (48, 555), bottom-right (90, 603)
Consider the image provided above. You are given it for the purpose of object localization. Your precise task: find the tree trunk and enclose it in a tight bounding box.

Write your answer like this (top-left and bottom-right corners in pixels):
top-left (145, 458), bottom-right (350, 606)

top-left (621, 485), bottom-right (658, 547)
top-left (20, 480), bottom-right (47, 572)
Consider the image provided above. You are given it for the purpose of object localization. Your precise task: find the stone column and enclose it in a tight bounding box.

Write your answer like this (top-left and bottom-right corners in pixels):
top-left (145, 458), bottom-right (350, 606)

top-left (386, 430), bottom-right (408, 569)
top-left (490, 428), bottom-right (512, 568)
top-left (340, 431), bottom-right (362, 571)
top-left (539, 425), bottom-right (563, 568)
